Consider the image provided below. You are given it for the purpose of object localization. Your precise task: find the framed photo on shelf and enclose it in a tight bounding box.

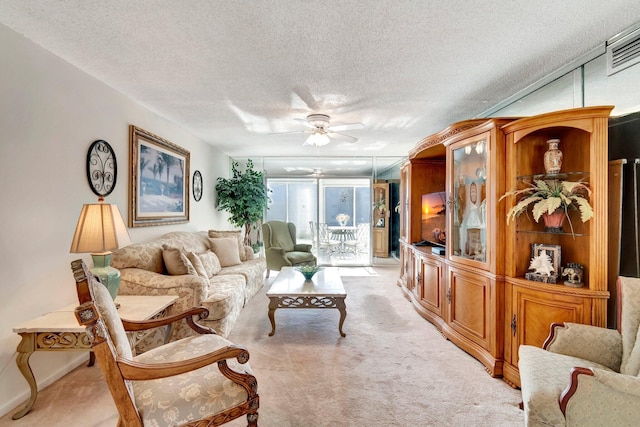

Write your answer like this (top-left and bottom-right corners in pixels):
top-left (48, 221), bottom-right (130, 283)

top-left (129, 125), bottom-right (190, 227)
top-left (531, 243), bottom-right (562, 275)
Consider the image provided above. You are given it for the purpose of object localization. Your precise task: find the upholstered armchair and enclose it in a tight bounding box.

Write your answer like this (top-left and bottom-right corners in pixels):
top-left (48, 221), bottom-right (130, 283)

top-left (262, 221), bottom-right (316, 277)
top-left (518, 276), bottom-right (640, 426)
top-left (71, 260), bottom-right (259, 427)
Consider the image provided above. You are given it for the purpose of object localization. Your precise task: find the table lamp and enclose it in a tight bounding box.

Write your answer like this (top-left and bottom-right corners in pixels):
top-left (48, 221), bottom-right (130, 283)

top-left (70, 197), bottom-right (131, 300)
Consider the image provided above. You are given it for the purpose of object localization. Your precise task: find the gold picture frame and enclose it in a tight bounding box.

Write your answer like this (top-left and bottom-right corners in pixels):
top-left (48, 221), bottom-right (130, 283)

top-left (129, 125), bottom-right (190, 227)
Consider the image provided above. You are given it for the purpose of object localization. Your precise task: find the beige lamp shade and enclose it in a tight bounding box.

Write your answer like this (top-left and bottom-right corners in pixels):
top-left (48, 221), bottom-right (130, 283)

top-left (70, 202), bottom-right (131, 254)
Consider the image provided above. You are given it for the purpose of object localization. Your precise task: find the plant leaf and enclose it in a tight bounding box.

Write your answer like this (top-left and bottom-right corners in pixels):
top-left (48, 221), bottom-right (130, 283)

top-left (532, 198), bottom-right (561, 222)
top-left (506, 196), bottom-right (542, 224)
top-left (574, 197), bottom-right (594, 222)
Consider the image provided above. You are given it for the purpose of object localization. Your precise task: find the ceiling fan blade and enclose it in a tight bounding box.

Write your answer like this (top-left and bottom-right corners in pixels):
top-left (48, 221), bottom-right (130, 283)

top-left (293, 118), bottom-right (317, 129)
top-left (267, 130), bottom-right (310, 136)
top-left (328, 122), bottom-right (364, 132)
top-left (328, 132), bottom-right (358, 143)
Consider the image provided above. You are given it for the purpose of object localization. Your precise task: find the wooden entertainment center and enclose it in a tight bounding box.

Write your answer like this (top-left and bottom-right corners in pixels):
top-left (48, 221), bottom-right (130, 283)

top-left (397, 106), bottom-right (613, 387)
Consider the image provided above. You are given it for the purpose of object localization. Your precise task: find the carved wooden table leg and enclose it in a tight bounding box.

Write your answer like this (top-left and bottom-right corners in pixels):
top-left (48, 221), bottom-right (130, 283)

top-left (268, 298), bottom-right (278, 336)
top-left (336, 296), bottom-right (347, 337)
top-left (12, 333), bottom-right (37, 420)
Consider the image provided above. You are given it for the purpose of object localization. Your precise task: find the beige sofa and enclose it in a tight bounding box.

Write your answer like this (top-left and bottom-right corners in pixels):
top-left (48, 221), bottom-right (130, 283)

top-left (111, 230), bottom-right (266, 343)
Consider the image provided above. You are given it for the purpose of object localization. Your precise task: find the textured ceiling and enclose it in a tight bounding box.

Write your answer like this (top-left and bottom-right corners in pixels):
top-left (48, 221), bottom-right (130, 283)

top-left (2, 1), bottom-right (640, 164)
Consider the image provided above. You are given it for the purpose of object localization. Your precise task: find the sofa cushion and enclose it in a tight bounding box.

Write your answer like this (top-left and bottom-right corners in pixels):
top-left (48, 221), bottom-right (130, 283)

top-left (158, 231), bottom-right (210, 254)
top-left (208, 230), bottom-right (246, 261)
top-left (209, 238), bottom-right (242, 267)
top-left (132, 334), bottom-right (250, 426)
top-left (162, 245), bottom-right (197, 276)
top-left (197, 251), bottom-right (222, 277)
top-left (219, 257), bottom-right (266, 303)
top-left (111, 242), bottom-right (164, 273)
top-left (185, 251), bottom-right (210, 287)
top-left (201, 274), bottom-right (246, 320)
top-left (285, 251), bottom-right (316, 265)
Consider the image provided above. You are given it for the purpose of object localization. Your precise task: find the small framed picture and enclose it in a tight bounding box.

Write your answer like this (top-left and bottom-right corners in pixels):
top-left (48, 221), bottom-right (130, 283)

top-left (531, 243), bottom-right (562, 275)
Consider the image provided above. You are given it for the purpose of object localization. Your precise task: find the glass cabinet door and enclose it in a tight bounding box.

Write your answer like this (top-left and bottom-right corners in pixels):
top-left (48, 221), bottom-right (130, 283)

top-left (450, 136), bottom-right (488, 263)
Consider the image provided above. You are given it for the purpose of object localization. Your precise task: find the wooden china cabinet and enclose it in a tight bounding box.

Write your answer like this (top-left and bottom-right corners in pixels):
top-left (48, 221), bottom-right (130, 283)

top-left (441, 119), bottom-right (513, 377)
top-left (501, 106), bottom-right (613, 387)
top-left (399, 118), bottom-right (513, 376)
top-left (398, 106), bottom-right (613, 385)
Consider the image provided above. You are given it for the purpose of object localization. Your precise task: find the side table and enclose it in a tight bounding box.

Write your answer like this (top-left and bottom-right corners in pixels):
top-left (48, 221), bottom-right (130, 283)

top-left (11, 294), bottom-right (177, 420)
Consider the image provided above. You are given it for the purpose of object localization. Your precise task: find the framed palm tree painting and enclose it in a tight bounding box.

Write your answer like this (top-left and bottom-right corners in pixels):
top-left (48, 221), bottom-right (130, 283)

top-left (129, 125), bottom-right (190, 227)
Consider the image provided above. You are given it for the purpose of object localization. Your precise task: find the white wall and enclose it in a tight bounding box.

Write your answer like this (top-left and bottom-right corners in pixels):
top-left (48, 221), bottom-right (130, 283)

top-left (0, 24), bottom-right (231, 416)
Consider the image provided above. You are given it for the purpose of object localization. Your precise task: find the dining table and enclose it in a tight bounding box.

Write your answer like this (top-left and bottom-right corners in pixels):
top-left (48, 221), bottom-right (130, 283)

top-left (329, 226), bottom-right (357, 252)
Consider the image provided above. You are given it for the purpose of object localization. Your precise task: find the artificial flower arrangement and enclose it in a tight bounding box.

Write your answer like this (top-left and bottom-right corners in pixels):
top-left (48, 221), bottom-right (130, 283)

top-left (501, 179), bottom-right (593, 235)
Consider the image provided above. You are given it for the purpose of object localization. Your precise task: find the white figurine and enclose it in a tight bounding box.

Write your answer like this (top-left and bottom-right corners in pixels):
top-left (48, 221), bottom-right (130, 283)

top-left (529, 252), bottom-right (554, 276)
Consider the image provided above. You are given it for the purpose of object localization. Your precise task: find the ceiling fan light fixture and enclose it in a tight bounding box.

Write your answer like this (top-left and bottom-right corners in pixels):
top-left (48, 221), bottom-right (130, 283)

top-left (306, 132), bottom-right (331, 147)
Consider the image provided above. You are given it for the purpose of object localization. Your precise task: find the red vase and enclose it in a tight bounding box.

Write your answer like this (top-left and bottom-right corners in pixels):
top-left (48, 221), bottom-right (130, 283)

top-left (542, 209), bottom-right (566, 233)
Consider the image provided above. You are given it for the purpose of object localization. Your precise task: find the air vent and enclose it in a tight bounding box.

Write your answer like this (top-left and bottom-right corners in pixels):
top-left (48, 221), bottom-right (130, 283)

top-left (607, 27), bottom-right (640, 76)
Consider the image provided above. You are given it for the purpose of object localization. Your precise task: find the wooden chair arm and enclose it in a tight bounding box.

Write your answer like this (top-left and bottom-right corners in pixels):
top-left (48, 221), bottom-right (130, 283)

top-left (117, 344), bottom-right (250, 381)
top-left (121, 306), bottom-right (214, 334)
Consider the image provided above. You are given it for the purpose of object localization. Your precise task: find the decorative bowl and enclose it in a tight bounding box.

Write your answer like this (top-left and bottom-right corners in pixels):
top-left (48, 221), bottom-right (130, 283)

top-left (297, 265), bottom-right (321, 280)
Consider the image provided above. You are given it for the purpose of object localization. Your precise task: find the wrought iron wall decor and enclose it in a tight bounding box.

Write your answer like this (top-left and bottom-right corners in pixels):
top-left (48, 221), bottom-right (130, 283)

top-left (86, 139), bottom-right (117, 197)
top-left (193, 170), bottom-right (203, 201)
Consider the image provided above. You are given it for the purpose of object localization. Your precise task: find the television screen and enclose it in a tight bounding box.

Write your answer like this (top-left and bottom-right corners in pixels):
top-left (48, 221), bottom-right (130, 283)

top-left (421, 192), bottom-right (446, 246)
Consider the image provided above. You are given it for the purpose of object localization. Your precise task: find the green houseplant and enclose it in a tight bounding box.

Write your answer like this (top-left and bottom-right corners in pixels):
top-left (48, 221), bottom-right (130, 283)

top-left (501, 179), bottom-right (593, 235)
top-left (215, 159), bottom-right (269, 246)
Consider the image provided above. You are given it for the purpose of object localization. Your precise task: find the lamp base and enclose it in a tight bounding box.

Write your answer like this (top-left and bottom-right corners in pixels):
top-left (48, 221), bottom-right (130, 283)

top-left (90, 253), bottom-right (120, 301)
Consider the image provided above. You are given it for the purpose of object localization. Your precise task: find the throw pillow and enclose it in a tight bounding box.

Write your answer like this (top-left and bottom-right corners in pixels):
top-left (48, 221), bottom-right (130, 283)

top-left (208, 230), bottom-right (246, 261)
top-left (162, 244), bottom-right (197, 276)
top-left (186, 251), bottom-right (207, 278)
top-left (209, 237), bottom-right (242, 267)
top-left (196, 250), bottom-right (222, 278)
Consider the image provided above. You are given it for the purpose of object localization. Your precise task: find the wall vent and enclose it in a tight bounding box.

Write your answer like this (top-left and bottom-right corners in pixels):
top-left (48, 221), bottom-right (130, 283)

top-left (607, 26), bottom-right (640, 76)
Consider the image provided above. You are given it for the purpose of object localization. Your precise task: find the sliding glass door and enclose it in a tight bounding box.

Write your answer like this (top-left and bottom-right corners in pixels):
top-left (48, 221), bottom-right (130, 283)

top-left (265, 177), bottom-right (371, 266)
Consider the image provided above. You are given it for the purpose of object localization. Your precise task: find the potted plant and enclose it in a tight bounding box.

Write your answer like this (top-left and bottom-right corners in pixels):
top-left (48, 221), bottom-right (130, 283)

top-left (373, 198), bottom-right (386, 213)
top-left (216, 159), bottom-right (269, 247)
top-left (501, 179), bottom-right (593, 235)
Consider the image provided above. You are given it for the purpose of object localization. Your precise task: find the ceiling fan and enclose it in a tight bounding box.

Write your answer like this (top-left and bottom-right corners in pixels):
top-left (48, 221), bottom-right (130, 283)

top-left (271, 114), bottom-right (364, 147)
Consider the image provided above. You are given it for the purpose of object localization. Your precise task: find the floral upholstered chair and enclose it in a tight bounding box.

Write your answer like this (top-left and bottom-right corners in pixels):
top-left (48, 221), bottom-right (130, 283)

top-left (518, 276), bottom-right (640, 426)
top-left (71, 259), bottom-right (259, 427)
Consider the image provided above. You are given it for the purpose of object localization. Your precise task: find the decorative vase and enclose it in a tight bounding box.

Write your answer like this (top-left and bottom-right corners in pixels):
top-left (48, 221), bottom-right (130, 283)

top-left (542, 208), bottom-right (566, 233)
top-left (543, 138), bottom-right (563, 174)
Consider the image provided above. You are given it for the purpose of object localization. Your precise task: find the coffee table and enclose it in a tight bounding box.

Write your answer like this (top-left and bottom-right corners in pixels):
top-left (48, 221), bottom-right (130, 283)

top-left (267, 267), bottom-right (347, 337)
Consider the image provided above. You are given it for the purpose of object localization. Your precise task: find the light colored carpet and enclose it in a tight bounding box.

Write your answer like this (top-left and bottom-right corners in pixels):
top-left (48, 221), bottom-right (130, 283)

top-left (2, 266), bottom-right (523, 426)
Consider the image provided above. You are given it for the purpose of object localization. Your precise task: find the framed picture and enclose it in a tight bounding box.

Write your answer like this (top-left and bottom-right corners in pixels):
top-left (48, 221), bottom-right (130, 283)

top-left (531, 243), bottom-right (562, 275)
top-left (129, 125), bottom-right (190, 227)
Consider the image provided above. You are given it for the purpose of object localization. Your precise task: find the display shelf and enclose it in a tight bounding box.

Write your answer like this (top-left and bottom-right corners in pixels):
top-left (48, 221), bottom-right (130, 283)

top-left (515, 171), bottom-right (590, 181)
top-left (501, 106), bottom-right (613, 387)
